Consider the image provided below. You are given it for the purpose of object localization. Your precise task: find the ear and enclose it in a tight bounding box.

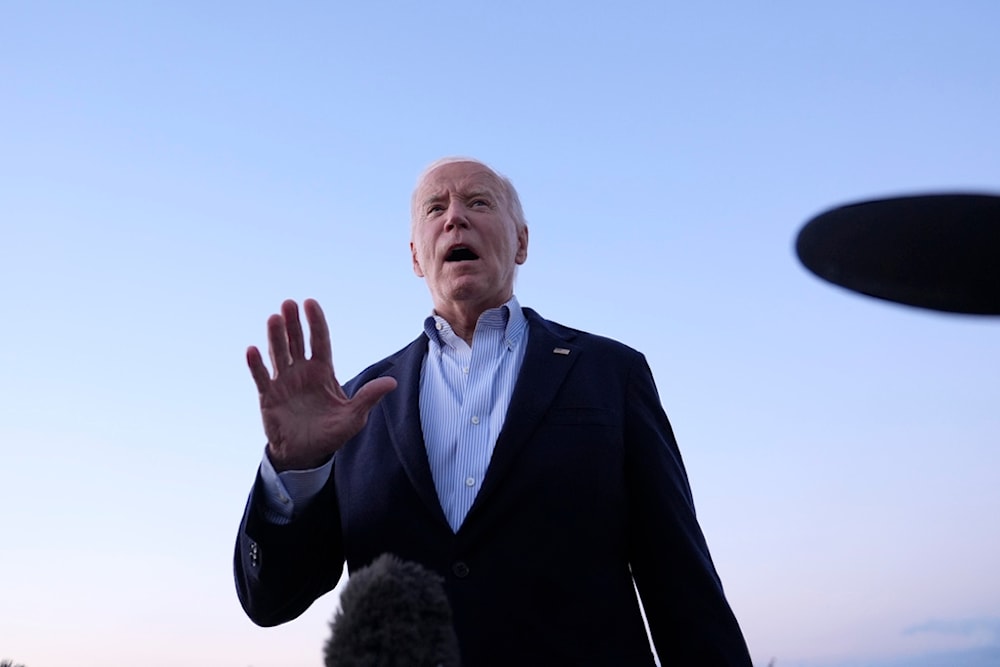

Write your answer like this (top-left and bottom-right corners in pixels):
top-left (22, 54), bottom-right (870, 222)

top-left (411, 241), bottom-right (426, 277)
top-left (514, 226), bottom-right (529, 265)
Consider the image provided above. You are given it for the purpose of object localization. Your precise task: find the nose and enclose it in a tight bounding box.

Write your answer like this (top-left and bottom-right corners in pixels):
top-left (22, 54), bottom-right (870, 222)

top-left (443, 198), bottom-right (470, 231)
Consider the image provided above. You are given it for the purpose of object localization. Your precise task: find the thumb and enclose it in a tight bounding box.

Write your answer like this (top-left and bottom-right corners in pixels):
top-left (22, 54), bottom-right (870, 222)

top-left (350, 376), bottom-right (398, 414)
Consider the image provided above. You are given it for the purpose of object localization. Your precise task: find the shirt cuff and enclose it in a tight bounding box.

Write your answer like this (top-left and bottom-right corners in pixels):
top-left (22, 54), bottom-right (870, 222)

top-left (257, 446), bottom-right (334, 524)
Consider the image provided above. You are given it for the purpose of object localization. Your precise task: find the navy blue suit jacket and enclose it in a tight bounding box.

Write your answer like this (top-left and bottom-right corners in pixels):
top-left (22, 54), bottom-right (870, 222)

top-left (235, 308), bottom-right (752, 665)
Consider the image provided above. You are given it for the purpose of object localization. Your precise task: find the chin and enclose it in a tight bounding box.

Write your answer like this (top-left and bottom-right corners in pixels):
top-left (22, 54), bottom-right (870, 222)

top-left (442, 278), bottom-right (489, 301)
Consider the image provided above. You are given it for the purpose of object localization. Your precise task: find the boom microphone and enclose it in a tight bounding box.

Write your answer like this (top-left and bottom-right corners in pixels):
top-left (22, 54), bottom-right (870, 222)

top-left (324, 553), bottom-right (461, 667)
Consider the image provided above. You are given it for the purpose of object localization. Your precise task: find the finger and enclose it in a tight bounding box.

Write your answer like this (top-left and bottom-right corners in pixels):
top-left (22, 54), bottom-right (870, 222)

top-left (246, 346), bottom-right (271, 394)
top-left (350, 376), bottom-right (398, 416)
top-left (281, 299), bottom-right (306, 361)
top-left (267, 313), bottom-right (291, 371)
top-left (304, 298), bottom-right (333, 365)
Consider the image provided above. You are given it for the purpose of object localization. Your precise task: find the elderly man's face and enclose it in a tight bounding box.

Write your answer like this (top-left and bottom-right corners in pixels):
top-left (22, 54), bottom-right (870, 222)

top-left (411, 161), bottom-right (528, 316)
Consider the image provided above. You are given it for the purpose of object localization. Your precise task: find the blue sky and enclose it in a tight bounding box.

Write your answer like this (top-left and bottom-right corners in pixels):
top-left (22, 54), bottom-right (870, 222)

top-left (1, 2), bottom-right (998, 666)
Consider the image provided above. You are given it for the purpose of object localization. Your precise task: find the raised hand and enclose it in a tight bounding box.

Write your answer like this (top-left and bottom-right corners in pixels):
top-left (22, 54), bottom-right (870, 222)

top-left (246, 299), bottom-right (398, 472)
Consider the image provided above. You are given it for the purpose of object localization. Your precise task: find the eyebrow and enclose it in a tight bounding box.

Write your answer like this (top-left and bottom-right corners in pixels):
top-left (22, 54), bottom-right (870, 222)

top-left (464, 189), bottom-right (495, 201)
top-left (421, 193), bottom-right (447, 208)
top-left (421, 188), bottom-right (498, 209)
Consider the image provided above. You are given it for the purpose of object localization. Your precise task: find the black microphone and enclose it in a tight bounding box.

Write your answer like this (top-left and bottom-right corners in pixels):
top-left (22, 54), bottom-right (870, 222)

top-left (324, 553), bottom-right (461, 667)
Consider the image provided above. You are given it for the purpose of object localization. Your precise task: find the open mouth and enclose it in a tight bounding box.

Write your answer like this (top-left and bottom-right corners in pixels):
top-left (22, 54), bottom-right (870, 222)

top-left (445, 246), bottom-right (479, 262)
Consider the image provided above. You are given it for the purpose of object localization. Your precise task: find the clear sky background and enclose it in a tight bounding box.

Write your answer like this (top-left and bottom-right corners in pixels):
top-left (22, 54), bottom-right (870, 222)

top-left (1, 2), bottom-right (998, 666)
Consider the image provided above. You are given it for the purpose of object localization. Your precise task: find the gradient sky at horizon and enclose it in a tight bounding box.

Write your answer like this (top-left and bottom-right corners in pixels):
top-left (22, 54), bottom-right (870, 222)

top-left (2, 2), bottom-right (998, 666)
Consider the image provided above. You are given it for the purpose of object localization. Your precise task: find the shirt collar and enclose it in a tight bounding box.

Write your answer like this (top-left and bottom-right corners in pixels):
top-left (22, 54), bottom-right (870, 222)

top-left (423, 295), bottom-right (527, 352)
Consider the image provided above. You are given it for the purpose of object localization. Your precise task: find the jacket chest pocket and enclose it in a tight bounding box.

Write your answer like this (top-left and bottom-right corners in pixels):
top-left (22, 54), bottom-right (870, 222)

top-left (544, 406), bottom-right (617, 426)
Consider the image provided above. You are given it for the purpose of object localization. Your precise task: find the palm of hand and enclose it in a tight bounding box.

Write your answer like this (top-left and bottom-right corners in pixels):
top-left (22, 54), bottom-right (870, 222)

top-left (248, 299), bottom-right (397, 472)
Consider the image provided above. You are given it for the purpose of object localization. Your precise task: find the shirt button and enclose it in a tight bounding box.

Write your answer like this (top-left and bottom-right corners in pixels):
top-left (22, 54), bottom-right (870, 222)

top-left (465, 477), bottom-right (475, 487)
top-left (471, 415), bottom-right (480, 425)
top-left (435, 322), bottom-right (443, 331)
top-left (452, 561), bottom-right (470, 578)
top-left (462, 366), bottom-right (469, 374)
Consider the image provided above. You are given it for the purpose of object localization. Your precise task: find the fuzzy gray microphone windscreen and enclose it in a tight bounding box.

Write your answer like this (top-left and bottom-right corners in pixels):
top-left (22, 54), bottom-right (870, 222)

top-left (324, 553), bottom-right (461, 667)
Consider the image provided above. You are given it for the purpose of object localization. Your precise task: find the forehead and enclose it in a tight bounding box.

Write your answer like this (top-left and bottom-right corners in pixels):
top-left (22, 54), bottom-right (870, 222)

top-left (416, 161), bottom-right (506, 199)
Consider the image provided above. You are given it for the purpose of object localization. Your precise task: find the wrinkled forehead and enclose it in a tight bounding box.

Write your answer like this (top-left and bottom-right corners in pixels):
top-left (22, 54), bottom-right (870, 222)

top-left (414, 161), bottom-right (507, 203)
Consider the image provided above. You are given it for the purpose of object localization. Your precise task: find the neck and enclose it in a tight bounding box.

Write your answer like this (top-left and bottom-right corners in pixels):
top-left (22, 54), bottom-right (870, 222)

top-left (434, 296), bottom-right (511, 346)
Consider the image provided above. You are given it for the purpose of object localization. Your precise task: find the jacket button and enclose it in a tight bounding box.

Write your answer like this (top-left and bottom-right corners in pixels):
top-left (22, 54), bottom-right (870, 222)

top-left (451, 561), bottom-right (470, 578)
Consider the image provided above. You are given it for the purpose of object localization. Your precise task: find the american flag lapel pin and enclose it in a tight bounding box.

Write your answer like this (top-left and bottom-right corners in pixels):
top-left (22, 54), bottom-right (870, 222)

top-left (553, 347), bottom-right (570, 355)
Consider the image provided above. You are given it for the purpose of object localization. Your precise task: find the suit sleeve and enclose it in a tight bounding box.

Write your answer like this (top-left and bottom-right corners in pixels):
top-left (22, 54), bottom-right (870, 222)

top-left (233, 464), bottom-right (345, 627)
top-left (624, 355), bottom-right (753, 666)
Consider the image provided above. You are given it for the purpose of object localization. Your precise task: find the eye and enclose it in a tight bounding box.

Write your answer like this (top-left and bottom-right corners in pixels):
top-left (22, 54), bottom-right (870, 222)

top-left (470, 199), bottom-right (490, 208)
top-left (426, 204), bottom-right (445, 215)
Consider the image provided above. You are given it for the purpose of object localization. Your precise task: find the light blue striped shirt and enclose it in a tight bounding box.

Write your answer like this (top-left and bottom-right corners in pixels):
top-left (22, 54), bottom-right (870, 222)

top-left (257, 296), bottom-right (528, 529)
top-left (420, 296), bottom-right (528, 532)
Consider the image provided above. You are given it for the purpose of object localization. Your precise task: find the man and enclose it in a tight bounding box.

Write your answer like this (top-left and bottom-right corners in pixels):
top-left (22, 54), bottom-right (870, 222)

top-left (235, 158), bottom-right (753, 665)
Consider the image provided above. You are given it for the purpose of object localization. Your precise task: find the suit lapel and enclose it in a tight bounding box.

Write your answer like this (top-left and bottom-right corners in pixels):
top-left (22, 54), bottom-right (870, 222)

top-left (464, 310), bottom-right (580, 525)
top-left (376, 336), bottom-right (451, 528)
